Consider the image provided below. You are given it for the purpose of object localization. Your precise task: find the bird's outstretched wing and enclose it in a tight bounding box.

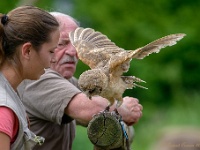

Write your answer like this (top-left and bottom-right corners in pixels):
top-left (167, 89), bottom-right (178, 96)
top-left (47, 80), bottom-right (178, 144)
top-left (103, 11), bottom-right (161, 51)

top-left (69, 27), bottom-right (124, 69)
top-left (109, 33), bottom-right (186, 74)
top-left (131, 33), bottom-right (186, 59)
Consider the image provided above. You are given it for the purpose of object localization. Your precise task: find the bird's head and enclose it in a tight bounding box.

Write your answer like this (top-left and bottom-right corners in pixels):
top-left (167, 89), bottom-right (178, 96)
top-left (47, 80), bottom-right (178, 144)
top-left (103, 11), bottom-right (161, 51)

top-left (78, 69), bottom-right (109, 99)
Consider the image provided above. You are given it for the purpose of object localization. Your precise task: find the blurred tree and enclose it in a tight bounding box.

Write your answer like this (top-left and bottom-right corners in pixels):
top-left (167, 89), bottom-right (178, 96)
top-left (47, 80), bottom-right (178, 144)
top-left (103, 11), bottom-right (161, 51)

top-left (0, 0), bottom-right (20, 13)
top-left (17, 0), bottom-right (39, 6)
top-left (0, 0), bottom-right (55, 13)
top-left (72, 0), bottom-right (200, 107)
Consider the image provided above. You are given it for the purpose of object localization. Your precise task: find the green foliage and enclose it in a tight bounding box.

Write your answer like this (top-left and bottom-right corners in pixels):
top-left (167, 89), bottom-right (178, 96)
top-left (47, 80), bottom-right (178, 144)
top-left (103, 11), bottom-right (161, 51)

top-left (71, 1), bottom-right (200, 149)
top-left (0, 0), bottom-right (20, 13)
top-left (72, 0), bottom-right (200, 106)
top-left (34, 0), bottom-right (55, 11)
top-left (0, 0), bottom-right (54, 14)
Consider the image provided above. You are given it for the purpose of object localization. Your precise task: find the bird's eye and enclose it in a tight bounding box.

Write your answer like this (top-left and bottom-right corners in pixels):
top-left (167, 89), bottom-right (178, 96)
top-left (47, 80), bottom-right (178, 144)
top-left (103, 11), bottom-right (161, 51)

top-left (89, 89), bottom-right (95, 94)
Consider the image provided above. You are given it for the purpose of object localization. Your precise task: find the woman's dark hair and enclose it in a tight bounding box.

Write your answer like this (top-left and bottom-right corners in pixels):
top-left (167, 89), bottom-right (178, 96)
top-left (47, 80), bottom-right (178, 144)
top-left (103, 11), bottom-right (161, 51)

top-left (0, 5), bottom-right (59, 66)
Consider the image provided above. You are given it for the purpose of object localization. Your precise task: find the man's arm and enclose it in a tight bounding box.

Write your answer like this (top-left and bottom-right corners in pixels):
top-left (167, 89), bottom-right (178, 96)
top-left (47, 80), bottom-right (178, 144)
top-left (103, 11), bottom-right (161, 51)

top-left (65, 93), bottom-right (142, 126)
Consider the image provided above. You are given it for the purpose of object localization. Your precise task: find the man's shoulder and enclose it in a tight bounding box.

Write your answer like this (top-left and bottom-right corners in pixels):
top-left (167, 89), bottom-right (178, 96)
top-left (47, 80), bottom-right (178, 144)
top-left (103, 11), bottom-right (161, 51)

top-left (43, 68), bottom-right (63, 78)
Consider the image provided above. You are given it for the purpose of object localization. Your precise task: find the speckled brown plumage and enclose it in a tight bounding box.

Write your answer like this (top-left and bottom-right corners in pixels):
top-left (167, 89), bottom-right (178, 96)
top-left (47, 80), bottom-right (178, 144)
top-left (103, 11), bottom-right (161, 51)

top-left (69, 27), bottom-right (185, 107)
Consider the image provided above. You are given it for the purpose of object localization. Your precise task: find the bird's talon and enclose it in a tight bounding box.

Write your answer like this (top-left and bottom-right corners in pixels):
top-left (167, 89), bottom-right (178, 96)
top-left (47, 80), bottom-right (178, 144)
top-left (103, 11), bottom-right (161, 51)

top-left (104, 106), bottom-right (110, 112)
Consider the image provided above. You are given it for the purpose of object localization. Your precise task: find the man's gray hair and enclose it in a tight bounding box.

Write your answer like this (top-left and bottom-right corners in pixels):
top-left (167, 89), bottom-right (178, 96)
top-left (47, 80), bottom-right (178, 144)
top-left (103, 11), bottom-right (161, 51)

top-left (50, 12), bottom-right (80, 26)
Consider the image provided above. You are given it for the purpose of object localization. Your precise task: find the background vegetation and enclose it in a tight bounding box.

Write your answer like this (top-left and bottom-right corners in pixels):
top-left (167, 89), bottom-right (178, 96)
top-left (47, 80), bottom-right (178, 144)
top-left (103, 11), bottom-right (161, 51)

top-left (1, 0), bottom-right (200, 149)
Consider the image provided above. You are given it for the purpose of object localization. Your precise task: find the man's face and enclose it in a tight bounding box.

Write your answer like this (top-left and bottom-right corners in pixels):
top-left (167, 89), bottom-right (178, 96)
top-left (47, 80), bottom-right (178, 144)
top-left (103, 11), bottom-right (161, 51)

top-left (51, 16), bottom-right (78, 79)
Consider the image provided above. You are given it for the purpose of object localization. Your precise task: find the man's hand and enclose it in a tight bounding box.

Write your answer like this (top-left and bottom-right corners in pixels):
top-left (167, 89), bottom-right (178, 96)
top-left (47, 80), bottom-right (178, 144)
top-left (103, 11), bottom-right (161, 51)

top-left (115, 96), bottom-right (143, 126)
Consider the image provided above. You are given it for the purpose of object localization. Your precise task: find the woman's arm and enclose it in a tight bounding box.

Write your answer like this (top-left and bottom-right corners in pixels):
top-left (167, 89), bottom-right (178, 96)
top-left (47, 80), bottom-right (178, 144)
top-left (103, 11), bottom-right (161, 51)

top-left (0, 132), bottom-right (10, 150)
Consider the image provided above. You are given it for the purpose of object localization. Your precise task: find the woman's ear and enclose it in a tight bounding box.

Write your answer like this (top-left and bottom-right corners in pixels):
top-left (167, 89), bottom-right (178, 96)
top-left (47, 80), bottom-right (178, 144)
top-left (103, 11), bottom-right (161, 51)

top-left (21, 42), bottom-right (32, 60)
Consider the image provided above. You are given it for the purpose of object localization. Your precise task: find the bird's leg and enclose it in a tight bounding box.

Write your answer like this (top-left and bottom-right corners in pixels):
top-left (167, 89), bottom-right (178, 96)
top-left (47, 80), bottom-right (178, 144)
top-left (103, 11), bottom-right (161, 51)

top-left (116, 100), bottom-right (123, 108)
top-left (104, 104), bottom-right (110, 112)
top-left (110, 102), bottom-right (123, 123)
top-left (94, 101), bottom-right (111, 117)
top-left (113, 100), bottom-right (122, 114)
top-left (102, 100), bottom-right (112, 113)
top-left (103, 97), bottom-right (116, 113)
top-left (93, 103), bottom-right (110, 118)
top-left (111, 99), bottom-right (123, 118)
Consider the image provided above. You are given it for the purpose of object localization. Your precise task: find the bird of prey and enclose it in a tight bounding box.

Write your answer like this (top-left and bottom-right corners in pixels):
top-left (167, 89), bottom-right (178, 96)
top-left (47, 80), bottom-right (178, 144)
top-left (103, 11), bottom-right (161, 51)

top-left (69, 27), bottom-right (185, 108)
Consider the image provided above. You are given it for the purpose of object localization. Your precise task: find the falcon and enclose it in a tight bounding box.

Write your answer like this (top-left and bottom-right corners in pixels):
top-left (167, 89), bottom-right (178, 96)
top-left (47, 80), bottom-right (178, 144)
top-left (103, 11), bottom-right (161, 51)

top-left (69, 27), bottom-right (185, 108)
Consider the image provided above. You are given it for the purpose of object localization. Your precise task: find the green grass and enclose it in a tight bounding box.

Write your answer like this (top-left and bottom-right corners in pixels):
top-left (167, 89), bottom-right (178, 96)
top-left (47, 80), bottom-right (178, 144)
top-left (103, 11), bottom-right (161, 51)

top-left (72, 126), bottom-right (93, 149)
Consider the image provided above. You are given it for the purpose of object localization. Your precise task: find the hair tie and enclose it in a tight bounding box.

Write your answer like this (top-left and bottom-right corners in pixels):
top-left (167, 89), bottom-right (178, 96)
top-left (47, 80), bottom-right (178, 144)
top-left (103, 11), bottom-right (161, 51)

top-left (1, 14), bottom-right (8, 25)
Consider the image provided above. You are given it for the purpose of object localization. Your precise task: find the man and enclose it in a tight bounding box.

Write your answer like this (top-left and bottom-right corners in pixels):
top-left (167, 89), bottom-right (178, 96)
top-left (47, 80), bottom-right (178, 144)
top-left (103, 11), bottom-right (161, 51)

top-left (17, 12), bottom-right (143, 150)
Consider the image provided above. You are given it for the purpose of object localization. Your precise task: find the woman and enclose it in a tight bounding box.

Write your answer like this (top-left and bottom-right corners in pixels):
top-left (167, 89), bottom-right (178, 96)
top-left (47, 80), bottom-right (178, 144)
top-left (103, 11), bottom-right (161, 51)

top-left (0, 5), bottom-right (59, 150)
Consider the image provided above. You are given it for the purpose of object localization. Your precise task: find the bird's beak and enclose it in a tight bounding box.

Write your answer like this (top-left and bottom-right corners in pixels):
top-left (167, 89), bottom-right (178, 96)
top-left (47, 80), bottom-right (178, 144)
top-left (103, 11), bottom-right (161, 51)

top-left (85, 91), bottom-right (92, 100)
